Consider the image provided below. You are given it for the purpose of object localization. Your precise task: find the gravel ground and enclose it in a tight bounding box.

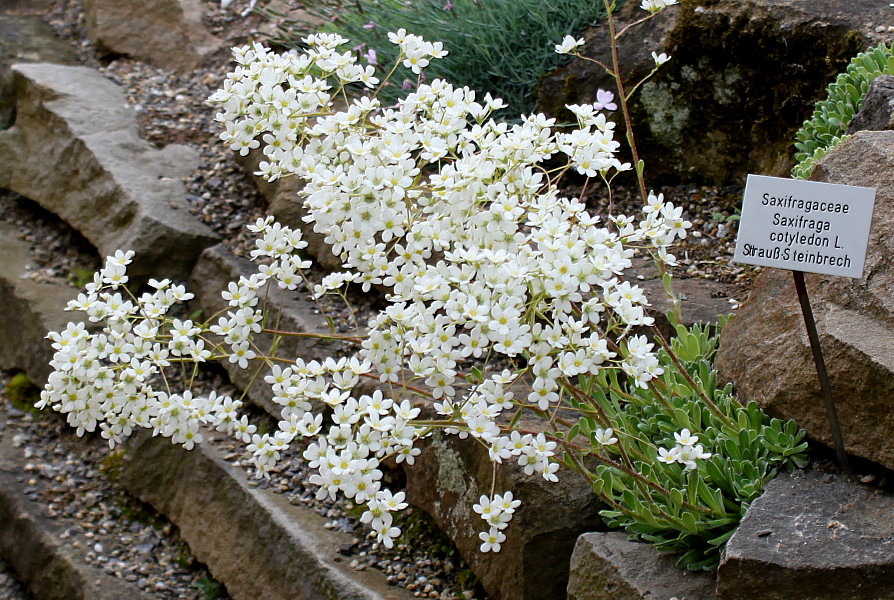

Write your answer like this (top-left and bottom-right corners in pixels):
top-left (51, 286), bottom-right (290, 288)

top-left (1, 372), bottom-right (231, 600)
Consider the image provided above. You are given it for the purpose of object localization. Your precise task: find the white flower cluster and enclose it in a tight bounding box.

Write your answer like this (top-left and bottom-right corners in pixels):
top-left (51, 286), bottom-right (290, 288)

top-left (207, 32), bottom-right (691, 544)
top-left (657, 429), bottom-right (713, 470)
top-left (388, 28), bottom-right (448, 74)
top-left (38, 252), bottom-right (241, 450)
top-left (474, 492), bottom-right (521, 552)
top-left (42, 29), bottom-right (693, 554)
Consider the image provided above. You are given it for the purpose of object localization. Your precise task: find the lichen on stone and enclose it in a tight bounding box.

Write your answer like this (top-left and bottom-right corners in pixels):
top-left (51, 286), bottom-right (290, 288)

top-left (639, 80), bottom-right (690, 149)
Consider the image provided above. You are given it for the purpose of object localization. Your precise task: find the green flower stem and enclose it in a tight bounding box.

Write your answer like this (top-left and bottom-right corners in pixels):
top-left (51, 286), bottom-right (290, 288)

top-left (563, 381), bottom-right (618, 429)
top-left (649, 325), bottom-right (735, 428)
top-left (359, 372), bottom-right (434, 398)
top-left (652, 255), bottom-right (682, 327)
top-left (585, 323), bottom-right (678, 415)
top-left (525, 404), bottom-right (575, 430)
top-left (623, 64), bottom-right (663, 102)
top-left (229, 355), bottom-right (269, 403)
top-left (372, 52), bottom-right (405, 102)
top-left (261, 328), bottom-right (364, 343)
top-left (533, 429), bottom-right (711, 514)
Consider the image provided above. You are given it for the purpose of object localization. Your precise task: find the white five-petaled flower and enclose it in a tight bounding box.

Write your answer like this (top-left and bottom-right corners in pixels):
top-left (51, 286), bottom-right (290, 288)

top-left (674, 428), bottom-right (698, 446)
top-left (657, 446), bottom-right (681, 464)
top-left (554, 35), bottom-right (585, 55)
top-left (479, 528), bottom-right (506, 553)
top-left (594, 427), bottom-right (618, 446)
top-left (641, 0), bottom-right (678, 13)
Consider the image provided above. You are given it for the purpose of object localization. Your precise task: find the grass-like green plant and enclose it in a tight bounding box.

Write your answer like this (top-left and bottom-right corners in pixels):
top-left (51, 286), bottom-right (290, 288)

top-left (68, 266), bottom-right (96, 289)
top-left (793, 42), bottom-right (894, 179)
top-left (191, 573), bottom-right (227, 600)
top-left (265, 0), bottom-right (616, 118)
top-left (562, 317), bottom-right (807, 570)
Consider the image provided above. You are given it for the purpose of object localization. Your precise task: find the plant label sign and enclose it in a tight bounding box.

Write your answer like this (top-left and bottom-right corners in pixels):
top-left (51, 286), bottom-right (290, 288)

top-left (733, 174), bottom-right (876, 279)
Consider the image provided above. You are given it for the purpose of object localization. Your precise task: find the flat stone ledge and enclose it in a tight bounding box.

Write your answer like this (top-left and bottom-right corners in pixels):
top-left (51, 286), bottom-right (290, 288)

top-left (118, 431), bottom-right (416, 600)
top-left (718, 469), bottom-right (894, 600)
top-left (0, 63), bottom-right (219, 281)
top-left (567, 532), bottom-right (717, 600)
top-left (627, 258), bottom-right (738, 337)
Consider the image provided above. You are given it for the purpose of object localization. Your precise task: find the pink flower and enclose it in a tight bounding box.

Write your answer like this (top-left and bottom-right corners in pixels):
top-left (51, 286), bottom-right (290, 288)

top-left (363, 48), bottom-right (378, 66)
top-left (362, 21), bottom-right (376, 30)
top-left (593, 89), bottom-right (617, 111)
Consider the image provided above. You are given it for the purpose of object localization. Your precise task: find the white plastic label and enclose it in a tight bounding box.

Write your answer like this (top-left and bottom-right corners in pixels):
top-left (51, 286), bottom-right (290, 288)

top-left (733, 174), bottom-right (876, 279)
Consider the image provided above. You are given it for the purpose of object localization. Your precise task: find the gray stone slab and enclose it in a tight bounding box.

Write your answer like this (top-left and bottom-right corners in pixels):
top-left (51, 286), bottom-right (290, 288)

top-left (567, 532), bottom-right (717, 600)
top-left (718, 469), bottom-right (894, 600)
top-left (0, 63), bottom-right (218, 281)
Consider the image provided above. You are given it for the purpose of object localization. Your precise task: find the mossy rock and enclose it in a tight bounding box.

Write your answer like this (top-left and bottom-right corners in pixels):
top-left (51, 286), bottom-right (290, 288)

top-left (4, 372), bottom-right (41, 416)
top-left (537, 0), bottom-right (888, 187)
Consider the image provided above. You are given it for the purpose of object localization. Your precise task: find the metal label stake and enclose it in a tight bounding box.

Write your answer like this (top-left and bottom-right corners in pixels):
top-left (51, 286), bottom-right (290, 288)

top-left (732, 175), bottom-right (876, 476)
top-left (791, 270), bottom-right (852, 477)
